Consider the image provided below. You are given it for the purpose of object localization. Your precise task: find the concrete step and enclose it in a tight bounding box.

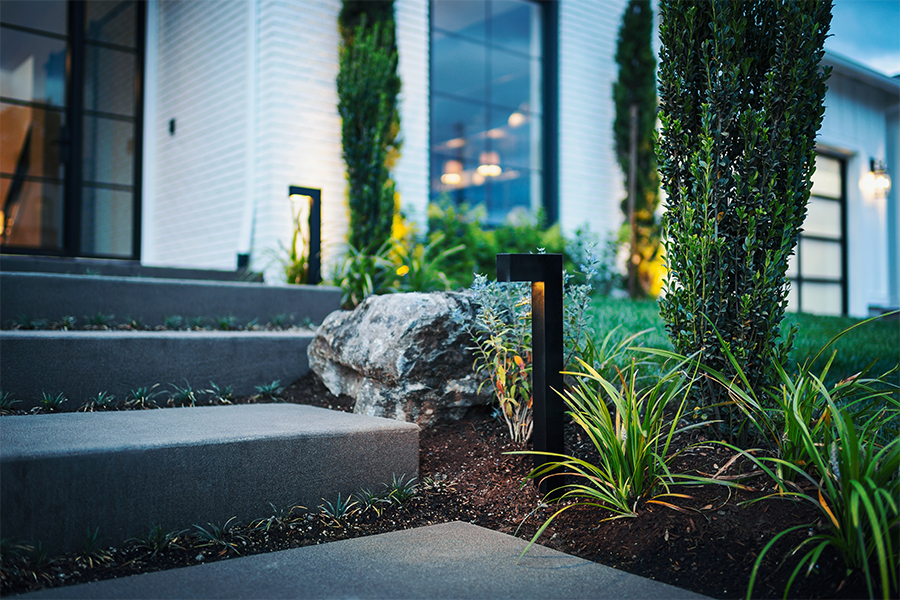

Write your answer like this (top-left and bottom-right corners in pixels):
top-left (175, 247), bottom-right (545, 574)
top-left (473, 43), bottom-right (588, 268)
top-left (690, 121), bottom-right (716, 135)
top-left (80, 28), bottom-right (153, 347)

top-left (0, 330), bottom-right (315, 411)
top-left (0, 272), bottom-right (341, 329)
top-left (1, 404), bottom-right (419, 556)
top-left (15, 522), bottom-right (709, 599)
top-left (0, 254), bottom-right (264, 282)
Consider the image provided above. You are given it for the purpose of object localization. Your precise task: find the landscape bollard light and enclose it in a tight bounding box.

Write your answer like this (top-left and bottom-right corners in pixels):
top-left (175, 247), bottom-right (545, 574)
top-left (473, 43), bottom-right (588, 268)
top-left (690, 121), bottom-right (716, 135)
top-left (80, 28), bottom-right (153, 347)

top-left (288, 186), bottom-right (322, 285)
top-left (496, 253), bottom-right (565, 496)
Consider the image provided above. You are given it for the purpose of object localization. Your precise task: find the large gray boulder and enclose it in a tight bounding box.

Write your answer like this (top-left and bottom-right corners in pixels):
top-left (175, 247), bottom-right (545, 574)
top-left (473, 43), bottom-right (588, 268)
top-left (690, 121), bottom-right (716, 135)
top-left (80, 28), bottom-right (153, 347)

top-left (308, 292), bottom-right (490, 427)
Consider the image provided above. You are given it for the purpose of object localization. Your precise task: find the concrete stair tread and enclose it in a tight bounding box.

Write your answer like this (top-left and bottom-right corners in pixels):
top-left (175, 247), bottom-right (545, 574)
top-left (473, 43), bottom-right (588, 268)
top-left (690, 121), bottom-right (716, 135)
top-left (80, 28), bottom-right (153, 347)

top-left (1, 404), bottom-right (410, 459)
top-left (1, 405), bottom-right (418, 554)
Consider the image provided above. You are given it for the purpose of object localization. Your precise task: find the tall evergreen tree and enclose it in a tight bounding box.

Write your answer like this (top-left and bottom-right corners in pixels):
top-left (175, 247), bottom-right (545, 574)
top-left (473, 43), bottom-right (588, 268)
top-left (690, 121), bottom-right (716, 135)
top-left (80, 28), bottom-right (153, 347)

top-left (657, 0), bottom-right (832, 438)
top-left (337, 1), bottom-right (401, 253)
top-left (613, 0), bottom-right (660, 298)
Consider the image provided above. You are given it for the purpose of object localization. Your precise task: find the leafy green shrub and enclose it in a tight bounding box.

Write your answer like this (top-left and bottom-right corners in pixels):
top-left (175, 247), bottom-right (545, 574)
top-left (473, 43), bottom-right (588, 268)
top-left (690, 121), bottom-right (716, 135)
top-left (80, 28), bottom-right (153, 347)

top-left (392, 234), bottom-right (464, 293)
top-left (656, 0), bottom-right (832, 436)
top-left (337, 14), bottom-right (399, 253)
top-left (426, 200), bottom-right (497, 289)
top-left (330, 239), bottom-right (396, 309)
top-left (39, 392), bottom-right (67, 412)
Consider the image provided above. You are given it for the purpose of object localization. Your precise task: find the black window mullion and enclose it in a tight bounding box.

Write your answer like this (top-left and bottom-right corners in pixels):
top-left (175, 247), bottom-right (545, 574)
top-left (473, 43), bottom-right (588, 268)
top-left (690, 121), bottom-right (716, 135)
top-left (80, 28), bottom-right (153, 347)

top-left (64, 0), bottom-right (85, 257)
top-left (132, 0), bottom-right (145, 259)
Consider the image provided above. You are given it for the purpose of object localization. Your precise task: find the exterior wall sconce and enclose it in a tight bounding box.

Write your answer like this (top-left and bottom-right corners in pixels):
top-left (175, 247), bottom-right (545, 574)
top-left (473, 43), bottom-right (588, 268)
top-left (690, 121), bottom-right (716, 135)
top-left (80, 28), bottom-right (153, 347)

top-left (870, 158), bottom-right (891, 196)
top-left (496, 253), bottom-right (565, 496)
top-left (288, 186), bottom-right (322, 285)
top-left (477, 151), bottom-right (501, 177)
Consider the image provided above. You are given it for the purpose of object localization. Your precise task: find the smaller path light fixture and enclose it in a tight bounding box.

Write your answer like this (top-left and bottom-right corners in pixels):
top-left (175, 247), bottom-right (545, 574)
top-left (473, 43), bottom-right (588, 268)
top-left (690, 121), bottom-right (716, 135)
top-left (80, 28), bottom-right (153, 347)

top-left (288, 186), bottom-right (322, 285)
top-left (477, 151), bottom-right (501, 177)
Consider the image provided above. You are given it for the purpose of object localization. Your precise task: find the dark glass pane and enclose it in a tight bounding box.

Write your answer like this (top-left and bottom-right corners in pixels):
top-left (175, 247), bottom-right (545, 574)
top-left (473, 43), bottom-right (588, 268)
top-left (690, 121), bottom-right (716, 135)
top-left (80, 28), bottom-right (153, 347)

top-left (80, 185), bottom-right (132, 256)
top-left (84, 45), bottom-right (135, 116)
top-left (490, 0), bottom-right (538, 56)
top-left (431, 95), bottom-right (486, 163)
top-left (0, 102), bottom-right (66, 180)
top-left (85, 0), bottom-right (136, 48)
top-left (0, 1), bottom-right (67, 35)
top-left (82, 115), bottom-right (134, 186)
top-left (0, 175), bottom-right (63, 249)
top-left (432, 35), bottom-right (486, 102)
top-left (490, 108), bottom-right (539, 169)
top-left (490, 47), bottom-right (534, 111)
top-left (0, 29), bottom-right (67, 106)
top-left (486, 171), bottom-right (532, 225)
top-left (432, 0), bottom-right (486, 41)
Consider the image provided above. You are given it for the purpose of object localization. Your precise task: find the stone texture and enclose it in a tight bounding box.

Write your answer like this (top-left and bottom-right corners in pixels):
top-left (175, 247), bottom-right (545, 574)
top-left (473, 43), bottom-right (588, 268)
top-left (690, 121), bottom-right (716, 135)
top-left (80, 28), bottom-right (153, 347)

top-left (308, 292), bottom-right (490, 427)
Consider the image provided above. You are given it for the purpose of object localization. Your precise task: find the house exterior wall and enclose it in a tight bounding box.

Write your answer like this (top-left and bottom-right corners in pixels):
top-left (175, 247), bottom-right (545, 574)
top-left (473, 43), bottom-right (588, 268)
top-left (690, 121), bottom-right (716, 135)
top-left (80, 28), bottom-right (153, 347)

top-left (147, 0), bottom-right (252, 270)
top-left (818, 55), bottom-right (900, 316)
top-left (557, 0), bottom-right (627, 240)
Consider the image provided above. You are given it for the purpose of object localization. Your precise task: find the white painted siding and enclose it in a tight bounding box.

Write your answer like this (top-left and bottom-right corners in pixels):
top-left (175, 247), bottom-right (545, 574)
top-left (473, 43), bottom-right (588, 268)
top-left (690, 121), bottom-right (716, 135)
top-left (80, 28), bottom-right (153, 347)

top-left (151, 0), bottom-right (251, 270)
top-left (252, 0), bottom-right (344, 281)
top-left (394, 0), bottom-right (430, 229)
top-left (818, 63), bottom-right (898, 316)
top-left (557, 0), bottom-right (628, 243)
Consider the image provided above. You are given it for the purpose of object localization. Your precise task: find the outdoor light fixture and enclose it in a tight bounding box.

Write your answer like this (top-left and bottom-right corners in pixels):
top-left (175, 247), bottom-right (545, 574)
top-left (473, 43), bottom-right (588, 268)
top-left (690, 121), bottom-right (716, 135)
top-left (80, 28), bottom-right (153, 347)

top-left (287, 185), bottom-right (322, 285)
top-left (440, 160), bottom-right (463, 185)
top-left (871, 159), bottom-right (891, 195)
top-left (507, 111), bottom-right (526, 128)
top-left (497, 253), bottom-right (565, 496)
top-left (477, 151), bottom-right (501, 177)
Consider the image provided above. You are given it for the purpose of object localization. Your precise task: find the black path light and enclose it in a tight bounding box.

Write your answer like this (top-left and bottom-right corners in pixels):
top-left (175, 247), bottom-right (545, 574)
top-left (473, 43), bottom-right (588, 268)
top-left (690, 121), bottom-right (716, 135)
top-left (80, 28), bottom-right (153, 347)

top-left (288, 186), bottom-right (322, 285)
top-left (496, 253), bottom-right (565, 495)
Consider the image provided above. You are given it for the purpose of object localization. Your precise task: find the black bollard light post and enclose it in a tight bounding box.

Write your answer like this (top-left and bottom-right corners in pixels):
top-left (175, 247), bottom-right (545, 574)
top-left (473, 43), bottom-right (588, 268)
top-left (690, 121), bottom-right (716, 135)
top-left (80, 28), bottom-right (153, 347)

top-left (288, 186), bottom-right (322, 285)
top-left (496, 253), bottom-right (565, 496)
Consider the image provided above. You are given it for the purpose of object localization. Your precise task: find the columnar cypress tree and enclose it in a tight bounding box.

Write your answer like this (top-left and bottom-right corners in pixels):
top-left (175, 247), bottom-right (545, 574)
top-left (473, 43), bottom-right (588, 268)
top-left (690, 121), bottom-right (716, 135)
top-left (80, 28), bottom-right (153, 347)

top-left (337, 1), bottom-right (401, 253)
top-left (656, 0), bottom-right (832, 434)
top-left (613, 0), bottom-right (660, 298)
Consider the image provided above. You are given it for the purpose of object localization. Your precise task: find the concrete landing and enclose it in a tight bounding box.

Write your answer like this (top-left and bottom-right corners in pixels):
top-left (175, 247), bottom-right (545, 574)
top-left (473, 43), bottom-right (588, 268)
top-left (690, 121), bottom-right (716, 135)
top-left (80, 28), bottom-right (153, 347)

top-left (1, 405), bottom-right (418, 555)
top-left (16, 522), bottom-right (709, 599)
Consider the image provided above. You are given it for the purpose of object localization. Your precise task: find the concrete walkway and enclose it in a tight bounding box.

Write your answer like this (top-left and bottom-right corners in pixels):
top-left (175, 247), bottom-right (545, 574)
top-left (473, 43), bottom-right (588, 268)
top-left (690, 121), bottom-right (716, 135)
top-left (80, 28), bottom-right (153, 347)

top-left (18, 522), bottom-right (709, 599)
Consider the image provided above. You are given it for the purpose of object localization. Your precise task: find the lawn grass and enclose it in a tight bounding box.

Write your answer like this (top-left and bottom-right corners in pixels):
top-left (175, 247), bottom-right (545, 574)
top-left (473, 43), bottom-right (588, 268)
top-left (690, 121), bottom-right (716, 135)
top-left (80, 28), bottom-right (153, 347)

top-left (587, 296), bottom-right (898, 388)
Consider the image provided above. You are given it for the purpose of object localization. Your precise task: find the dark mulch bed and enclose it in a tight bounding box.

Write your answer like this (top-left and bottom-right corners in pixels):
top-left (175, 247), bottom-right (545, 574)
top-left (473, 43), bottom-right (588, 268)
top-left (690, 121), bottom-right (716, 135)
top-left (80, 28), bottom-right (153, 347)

top-left (1, 372), bottom-right (870, 599)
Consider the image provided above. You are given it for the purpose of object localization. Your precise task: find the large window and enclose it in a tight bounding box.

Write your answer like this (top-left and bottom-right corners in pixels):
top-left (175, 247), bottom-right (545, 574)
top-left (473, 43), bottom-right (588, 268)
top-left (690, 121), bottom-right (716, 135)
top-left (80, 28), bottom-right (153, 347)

top-left (430, 0), bottom-right (544, 225)
top-left (787, 154), bottom-right (847, 315)
top-left (0, 0), bottom-right (143, 259)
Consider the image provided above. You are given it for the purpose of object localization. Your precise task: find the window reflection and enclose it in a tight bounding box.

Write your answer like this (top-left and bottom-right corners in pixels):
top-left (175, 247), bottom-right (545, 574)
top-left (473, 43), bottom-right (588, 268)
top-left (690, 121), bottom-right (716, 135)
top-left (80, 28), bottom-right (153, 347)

top-left (430, 0), bottom-right (542, 224)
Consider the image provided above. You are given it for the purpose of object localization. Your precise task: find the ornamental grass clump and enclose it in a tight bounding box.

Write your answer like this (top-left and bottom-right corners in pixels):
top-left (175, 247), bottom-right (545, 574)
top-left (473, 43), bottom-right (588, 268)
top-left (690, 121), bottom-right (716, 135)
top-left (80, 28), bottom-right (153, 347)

top-left (656, 0), bottom-right (832, 441)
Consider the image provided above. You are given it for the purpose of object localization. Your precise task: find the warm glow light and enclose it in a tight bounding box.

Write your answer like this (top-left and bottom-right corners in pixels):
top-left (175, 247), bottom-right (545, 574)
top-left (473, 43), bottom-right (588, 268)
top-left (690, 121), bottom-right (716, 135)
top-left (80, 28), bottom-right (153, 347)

top-left (477, 151), bottom-right (501, 177)
top-left (441, 173), bottom-right (462, 185)
top-left (445, 138), bottom-right (465, 149)
top-left (508, 112), bottom-right (526, 127)
top-left (863, 159), bottom-right (892, 198)
top-left (874, 174), bottom-right (891, 192)
top-left (487, 128), bottom-right (506, 139)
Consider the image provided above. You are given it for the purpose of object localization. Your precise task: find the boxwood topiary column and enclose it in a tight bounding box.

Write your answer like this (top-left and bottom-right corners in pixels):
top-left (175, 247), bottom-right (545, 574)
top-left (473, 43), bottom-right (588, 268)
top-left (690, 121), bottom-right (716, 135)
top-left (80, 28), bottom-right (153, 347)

top-left (656, 0), bottom-right (832, 437)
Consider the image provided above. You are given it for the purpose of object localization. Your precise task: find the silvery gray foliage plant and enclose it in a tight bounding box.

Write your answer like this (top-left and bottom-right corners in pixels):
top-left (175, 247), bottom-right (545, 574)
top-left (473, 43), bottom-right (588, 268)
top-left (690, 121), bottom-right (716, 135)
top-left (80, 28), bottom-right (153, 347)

top-left (453, 247), bottom-right (602, 442)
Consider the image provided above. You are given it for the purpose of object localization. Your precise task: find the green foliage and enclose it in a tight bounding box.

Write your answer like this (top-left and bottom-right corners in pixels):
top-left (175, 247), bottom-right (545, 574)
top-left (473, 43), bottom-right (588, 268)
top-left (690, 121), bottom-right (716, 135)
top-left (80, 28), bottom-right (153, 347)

top-left (384, 474), bottom-right (418, 505)
top-left (84, 312), bottom-right (115, 328)
top-left (331, 239), bottom-right (396, 308)
top-left (204, 381), bottom-right (234, 405)
top-left (215, 315), bottom-right (238, 331)
top-left (163, 315), bottom-right (183, 330)
top-left (254, 380), bottom-right (284, 401)
top-left (192, 517), bottom-right (245, 556)
top-left (0, 391), bottom-right (19, 412)
top-left (168, 382), bottom-right (198, 407)
top-left (126, 525), bottom-right (185, 558)
top-left (514, 349), bottom-right (704, 556)
top-left (251, 502), bottom-right (305, 532)
top-left (76, 528), bottom-right (112, 569)
top-left (656, 0), bottom-right (833, 434)
top-left (54, 316), bottom-right (77, 330)
top-left (124, 385), bottom-right (161, 410)
top-left (78, 391), bottom-right (117, 413)
top-left (392, 234), bottom-right (464, 293)
top-left (39, 392), bottom-right (67, 412)
top-left (318, 494), bottom-right (358, 526)
top-left (338, 14), bottom-right (400, 253)
top-left (613, 0), bottom-right (661, 298)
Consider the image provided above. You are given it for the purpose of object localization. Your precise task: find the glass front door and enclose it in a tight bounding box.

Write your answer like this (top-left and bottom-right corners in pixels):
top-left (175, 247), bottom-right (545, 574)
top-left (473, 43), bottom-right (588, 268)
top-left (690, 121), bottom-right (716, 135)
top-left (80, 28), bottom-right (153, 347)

top-left (0, 0), bottom-right (142, 259)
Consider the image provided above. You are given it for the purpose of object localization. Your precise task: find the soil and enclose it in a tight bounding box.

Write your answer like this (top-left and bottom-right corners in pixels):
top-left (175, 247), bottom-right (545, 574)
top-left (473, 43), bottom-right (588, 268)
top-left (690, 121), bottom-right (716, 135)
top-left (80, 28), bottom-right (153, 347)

top-left (1, 372), bottom-right (872, 599)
